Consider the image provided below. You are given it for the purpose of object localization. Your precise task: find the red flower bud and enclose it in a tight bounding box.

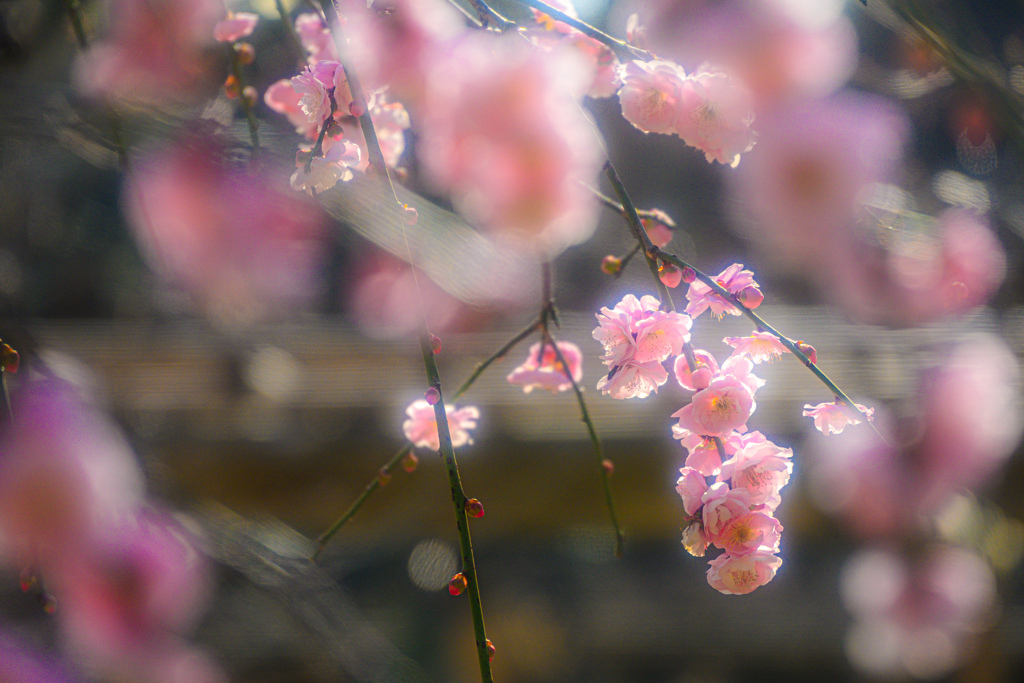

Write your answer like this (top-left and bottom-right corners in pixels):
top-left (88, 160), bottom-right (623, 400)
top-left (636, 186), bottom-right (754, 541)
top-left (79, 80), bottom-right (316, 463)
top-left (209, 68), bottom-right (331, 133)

top-left (602, 459), bottom-right (615, 476)
top-left (402, 453), bottom-right (419, 473)
top-left (601, 255), bottom-right (622, 275)
top-left (486, 639), bottom-right (496, 661)
top-left (1, 344), bottom-right (19, 374)
top-left (659, 263), bottom-right (682, 288)
top-left (430, 334), bottom-right (442, 354)
top-left (465, 498), bottom-right (485, 518)
top-left (795, 341), bottom-right (817, 365)
top-left (448, 573), bottom-right (467, 596)
top-left (235, 42), bottom-right (255, 65)
top-left (681, 267), bottom-right (696, 284)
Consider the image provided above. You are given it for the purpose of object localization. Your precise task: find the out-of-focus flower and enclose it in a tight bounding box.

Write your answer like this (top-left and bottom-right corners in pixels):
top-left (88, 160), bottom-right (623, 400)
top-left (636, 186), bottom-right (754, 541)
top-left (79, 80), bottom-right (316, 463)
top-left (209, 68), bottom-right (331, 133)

top-left (672, 376), bottom-right (755, 437)
top-left (643, 0), bottom-right (858, 107)
top-left (675, 67), bottom-right (756, 167)
top-left (507, 341), bottom-right (583, 393)
top-left (213, 12), bottom-right (258, 42)
top-left (707, 549), bottom-right (782, 595)
top-left (295, 12), bottom-right (337, 63)
top-left (403, 399), bottom-right (479, 451)
top-left (526, 0), bottom-right (622, 98)
top-left (290, 140), bottom-right (362, 194)
top-left (124, 137), bottom-right (327, 325)
top-left (684, 263), bottom-right (761, 318)
top-left (348, 256), bottom-right (462, 340)
top-left (337, 93), bottom-right (411, 170)
top-left (841, 546), bottom-right (997, 679)
top-left (0, 382), bottom-right (145, 568)
top-left (265, 79), bottom-right (319, 138)
top-left (723, 331), bottom-right (790, 363)
top-left (803, 400), bottom-right (874, 435)
top-left (642, 210), bottom-right (675, 248)
top-left (617, 60), bottom-right (689, 134)
top-left (74, 0), bottom-right (222, 103)
top-left (0, 634), bottom-right (78, 683)
top-left (420, 32), bottom-right (601, 258)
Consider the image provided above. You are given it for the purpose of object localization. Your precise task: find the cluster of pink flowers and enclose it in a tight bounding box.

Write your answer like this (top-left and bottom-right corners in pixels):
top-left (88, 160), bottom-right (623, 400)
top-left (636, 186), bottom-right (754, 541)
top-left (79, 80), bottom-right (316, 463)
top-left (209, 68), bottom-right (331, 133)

top-left (0, 381), bottom-right (221, 682)
top-left (617, 60), bottom-right (757, 167)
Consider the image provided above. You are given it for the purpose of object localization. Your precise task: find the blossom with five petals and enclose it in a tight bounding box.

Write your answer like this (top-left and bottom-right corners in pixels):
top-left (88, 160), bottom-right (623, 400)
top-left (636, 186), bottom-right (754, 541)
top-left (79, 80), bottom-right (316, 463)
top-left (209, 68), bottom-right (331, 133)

top-left (403, 399), bottom-right (479, 451)
top-left (684, 263), bottom-right (762, 318)
top-left (707, 550), bottom-right (782, 595)
top-left (803, 400), bottom-right (874, 435)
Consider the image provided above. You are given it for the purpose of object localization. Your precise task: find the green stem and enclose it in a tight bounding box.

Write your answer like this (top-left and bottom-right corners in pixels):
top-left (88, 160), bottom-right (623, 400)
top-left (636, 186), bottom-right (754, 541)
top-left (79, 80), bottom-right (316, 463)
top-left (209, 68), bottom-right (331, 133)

top-left (230, 48), bottom-right (261, 152)
top-left (602, 161), bottom-right (675, 311)
top-left (453, 319), bottom-right (540, 400)
top-left (419, 331), bottom-right (494, 683)
top-left (510, 0), bottom-right (655, 62)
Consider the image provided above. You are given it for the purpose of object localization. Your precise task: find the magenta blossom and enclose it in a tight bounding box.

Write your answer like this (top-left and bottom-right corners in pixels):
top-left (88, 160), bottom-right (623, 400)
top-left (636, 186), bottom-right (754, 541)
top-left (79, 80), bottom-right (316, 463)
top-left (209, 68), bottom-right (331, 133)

top-left (803, 400), bottom-right (874, 435)
top-left (507, 341), bottom-right (583, 394)
top-left (403, 399), bottom-right (479, 451)
top-left (707, 550), bottom-right (783, 595)
top-left (723, 331), bottom-right (791, 364)
top-left (672, 376), bottom-right (755, 437)
top-left (684, 263), bottom-right (761, 318)
top-left (213, 12), bottom-right (258, 42)
top-left (718, 433), bottom-right (793, 510)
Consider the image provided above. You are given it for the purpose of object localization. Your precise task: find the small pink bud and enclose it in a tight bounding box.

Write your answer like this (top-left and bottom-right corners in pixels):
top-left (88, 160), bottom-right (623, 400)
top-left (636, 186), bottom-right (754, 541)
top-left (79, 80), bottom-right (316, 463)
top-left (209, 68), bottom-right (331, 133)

top-left (430, 334), bottom-right (442, 354)
top-left (795, 341), bottom-right (817, 365)
top-left (602, 459), bottom-right (615, 476)
top-left (235, 42), bottom-right (255, 65)
top-left (738, 286), bottom-right (764, 309)
top-left (424, 386), bottom-right (440, 405)
top-left (659, 263), bottom-right (682, 288)
top-left (465, 498), bottom-right (485, 518)
top-left (601, 255), bottom-right (622, 275)
top-left (486, 639), bottom-right (496, 661)
top-left (681, 267), bottom-right (696, 284)
top-left (402, 204), bottom-right (418, 225)
top-left (691, 366), bottom-right (713, 390)
top-left (402, 452), bottom-right (419, 472)
top-left (448, 573), bottom-right (467, 595)
top-left (349, 99), bottom-right (366, 118)
top-left (1, 344), bottom-right (19, 374)
top-left (223, 74), bottom-right (240, 99)
top-left (377, 468), bottom-right (392, 486)
top-left (241, 86), bottom-right (258, 108)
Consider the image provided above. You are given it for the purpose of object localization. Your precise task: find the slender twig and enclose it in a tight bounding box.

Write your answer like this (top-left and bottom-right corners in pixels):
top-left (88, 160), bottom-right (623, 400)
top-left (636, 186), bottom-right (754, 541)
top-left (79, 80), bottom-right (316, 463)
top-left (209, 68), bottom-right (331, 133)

top-left (602, 161), bottom-right (675, 311)
top-left (713, 436), bottom-right (728, 464)
top-left (467, 0), bottom-right (516, 30)
top-left (541, 263), bottom-right (625, 557)
top-left (230, 47), bottom-right (261, 151)
top-left (588, 185), bottom-right (677, 225)
top-left (313, 442), bottom-right (414, 559)
top-left (418, 331), bottom-right (494, 683)
top-left (453, 318), bottom-right (541, 400)
top-left (509, 0), bottom-right (655, 61)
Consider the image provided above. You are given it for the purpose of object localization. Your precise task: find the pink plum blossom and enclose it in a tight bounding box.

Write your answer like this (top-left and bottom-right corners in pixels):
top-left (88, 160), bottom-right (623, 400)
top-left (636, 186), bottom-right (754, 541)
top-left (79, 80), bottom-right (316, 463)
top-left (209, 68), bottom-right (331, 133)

top-left (706, 550), bottom-right (782, 595)
top-left (684, 438), bottom-right (725, 477)
top-left (803, 400), bottom-right (874, 435)
top-left (674, 349), bottom-right (720, 391)
top-left (716, 511), bottom-right (783, 556)
top-left (718, 433), bottom-right (793, 510)
top-left (290, 140), bottom-right (362, 194)
top-left (265, 79), bottom-right (319, 138)
top-left (671, 423), bottom-right (703, 452)
top-left (420, 32), bottom-right (601, 258)
top-left (337, 94), bottom-right (411, 170)
top-left (592, 294), bottom-right (662, 367)
top-left (700, 483), bottom-right (752, 538)
top-left (596, 360), bottom-right (669, 400)
top-left (124, 137), bottom-right (327, 324)
top-left (631, 311), bottom-right (692, 363)
top-left (672, 376), bottom-right (755, 437)
top-left (74, 0), bottom-right (222, 103)
top-left (295, 13), bottom-right (337, 63)
top-left (675, 467), bottom-right (709, 516)
top-left (674, 67), bottom-right (757, 167)
top-left (684, 263), bottom-right (761, 318)
top-left (506, 341), bottom-right (583, 393)
top-left (292, 61), bottom-right (341, 126)
top-left (719, 354), bottom-right (766, 395)
top-left (213, 12), bottom-right (258, 42)
top-left (723, 331), bottom-right (791, 363)
top-left (403, 399), bottom-right (480, 451)
top-left (617, 60), bottom-right (689, 134)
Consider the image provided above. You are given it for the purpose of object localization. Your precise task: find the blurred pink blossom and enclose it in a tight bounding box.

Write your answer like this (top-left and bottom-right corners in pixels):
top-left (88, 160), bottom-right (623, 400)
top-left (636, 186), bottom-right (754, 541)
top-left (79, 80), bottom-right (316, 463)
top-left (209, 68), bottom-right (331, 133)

top-left (526, 0), bottom-right (622, 98)
top-left (290, 139), bottom-right (362, 194)
top-left (617, 60), bottom-right (689, 134)
top-left (124, 138), bottom-right (327, 325)
top-left (295, 13), bottom-right (337, 63)
top-left (265, 79), bottom-right (319, 138)
top-left (506, 341), bottom-right (583, 393)
top-left (674, 67), bottom-right (756, 166)
top-left (420, 32), bottom-right (601, 258)
top-left (642, 212), bottom-right (675, 248)
top-left (213, 12), bottom-right (258, 42)
top-left (723, 331), bottom-right (790, 364)
top-left (672, 376), bottom-right (755, 437)
top-left (706, 549), bottom-right (782, 595)
top-left (803, 400), bottom-right (874, 435)
top-left (684, 263), bottom-right (761, 318)
top-left (74, 0), bottom-right (222, 103)
top-left (403, 399), bottom-right (479, 451)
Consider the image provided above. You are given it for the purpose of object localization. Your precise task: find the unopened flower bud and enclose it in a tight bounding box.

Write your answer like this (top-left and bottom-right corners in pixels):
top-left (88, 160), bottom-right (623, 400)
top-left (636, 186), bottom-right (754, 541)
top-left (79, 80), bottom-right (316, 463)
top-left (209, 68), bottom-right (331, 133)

top-left (424, 386), bottom-right (440, 405)
top-left (377, 468), bottom-right (392, 486)
top-left (38, 593), bottom-right (56, 614)
top-left (737, 286), bottom-right (764, 309)
top-left (601, 255), bottom-right (622, 275)
top-left (795, 341), bottom-right (817, 365)
top-left (1, 343), bottom-right (19, 374)
top-left (402, 452), bottom-right (419, 472)
top-left (349, 99), bottom-right (366, 118)
top-left (223, 74), bottom-right (240, 99)
top-left (659, 263), bottom-right (682, 288)
top-left (486, 639), bottom-right (496, 661)
top-left (691, 366), bottom-right (713, 390)
top-left (465, 498), bottom-right (485, 518)
top-left (602, 459), bottom-right (614, 476)
top-left (241, 86), bottom-right (258, 108)
top-left (326, 121), bottom-right (345, 139)
top-left (448, 573), bottom-right (467, 595)
top-left (19, 566), bottom-right (36, 592)
top-left (402, 204), bottom-right (418, 225)
top-left (235, 42), bottom-right (255, 64)
top-left (430, 334), bottom-right (442, 354)
top-left (681, 266), bottom-right (696, 284)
